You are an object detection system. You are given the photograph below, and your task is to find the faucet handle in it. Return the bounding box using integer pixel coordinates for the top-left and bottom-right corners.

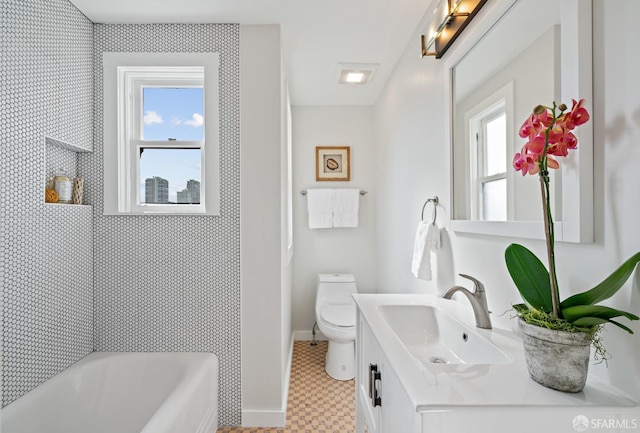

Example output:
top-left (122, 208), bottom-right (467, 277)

top-left (459, 274), bottom-right (491, 314)
top-left (458, 274), bottom-right (485, 293)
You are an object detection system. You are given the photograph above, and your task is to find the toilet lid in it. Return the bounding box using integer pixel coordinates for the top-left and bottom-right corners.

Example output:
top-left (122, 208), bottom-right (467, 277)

top-left (321, 305), bottom-right (356, 327)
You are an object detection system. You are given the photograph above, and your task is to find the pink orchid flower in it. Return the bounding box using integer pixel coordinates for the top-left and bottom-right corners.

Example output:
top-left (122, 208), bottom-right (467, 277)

top-left (514, 100), bottom-right (587, 177)
top-left (546, 156), bottom-right (560, 170)
top-left (519, 110), bottom-right (553, 139)
top-left (563, 98), bottom-right (590, 129)
top-left (547, 129), bottom-right (578, 157)
top-left (524, 135), bottom-right (546, 156)
top-left (513, 147), bottom-right (540, 176)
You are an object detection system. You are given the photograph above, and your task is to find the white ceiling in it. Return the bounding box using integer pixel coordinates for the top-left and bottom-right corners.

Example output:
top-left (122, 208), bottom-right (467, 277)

top-left (68, 0), bottom-right (431, 106)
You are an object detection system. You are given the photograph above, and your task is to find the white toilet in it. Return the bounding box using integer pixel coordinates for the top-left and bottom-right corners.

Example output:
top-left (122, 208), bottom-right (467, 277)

top-left (315, 273), bottom-right (358, 380)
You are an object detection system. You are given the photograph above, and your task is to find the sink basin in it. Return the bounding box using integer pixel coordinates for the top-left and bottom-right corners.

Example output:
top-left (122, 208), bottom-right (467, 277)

top-left (378, 305), bottom-right (511, 365)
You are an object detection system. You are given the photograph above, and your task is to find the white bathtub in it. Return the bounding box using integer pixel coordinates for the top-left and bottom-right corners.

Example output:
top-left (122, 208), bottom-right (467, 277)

top-left (1, 352), bottom-right (219, 433)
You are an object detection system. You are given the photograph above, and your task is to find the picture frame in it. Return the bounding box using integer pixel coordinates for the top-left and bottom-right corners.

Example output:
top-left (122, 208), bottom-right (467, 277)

top-left (316, 146), bottom-right (350, 181)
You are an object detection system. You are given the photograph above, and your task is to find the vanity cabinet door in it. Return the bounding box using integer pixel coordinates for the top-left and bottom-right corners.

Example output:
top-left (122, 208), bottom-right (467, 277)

top-left (356, 313), bottom-right (420, 433)
top-left (356, 314), bottom-right (381, 433)
top-left (378, 350), bottom-right (419, 433)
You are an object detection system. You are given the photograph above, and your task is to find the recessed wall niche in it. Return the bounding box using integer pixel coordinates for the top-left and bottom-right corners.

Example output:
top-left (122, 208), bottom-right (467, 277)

top-left (45, 136), bottom-right (91, 206)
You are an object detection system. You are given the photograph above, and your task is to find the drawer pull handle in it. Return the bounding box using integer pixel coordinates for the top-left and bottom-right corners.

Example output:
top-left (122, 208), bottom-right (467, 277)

top-left (373, 370), bottom-right (382, 407)
top-left (368, 364), bottom-right (377, 399)
top-left (369, 363), bottom-right (382, 407)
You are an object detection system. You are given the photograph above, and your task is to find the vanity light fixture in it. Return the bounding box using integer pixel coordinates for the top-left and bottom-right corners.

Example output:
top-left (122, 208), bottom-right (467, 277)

top-left (337, 63), bottom-right (379, 85)
top-left (421, 0), bottom-right (488, 59)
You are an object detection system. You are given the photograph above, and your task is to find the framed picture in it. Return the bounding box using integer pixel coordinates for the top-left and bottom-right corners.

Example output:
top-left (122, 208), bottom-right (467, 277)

top-left (316, 146), bottom-right (350, 181)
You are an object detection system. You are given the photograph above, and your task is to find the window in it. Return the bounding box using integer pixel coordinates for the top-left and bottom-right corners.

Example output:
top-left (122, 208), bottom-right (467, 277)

top-left (464, 83), bottom-right (514, 222)
top-left (103, 53), bottom-right (220, 215)
top-left (474, 106), bottom-right (507, 221)
top-left (129, 73), bottom-right (203, 212)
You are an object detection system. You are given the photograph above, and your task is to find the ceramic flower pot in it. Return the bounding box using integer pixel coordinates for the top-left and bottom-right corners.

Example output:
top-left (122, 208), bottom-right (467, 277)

top-left (518, 318), bottom-right (592, 393)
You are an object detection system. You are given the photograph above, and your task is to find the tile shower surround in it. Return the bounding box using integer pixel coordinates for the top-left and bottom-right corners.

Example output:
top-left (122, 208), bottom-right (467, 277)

top-left (2, 0), bottom-right (241, 425)
top-left (91, 23), bottom-right (241, 426)
top-left (1, 0), bottom-right (93, 408)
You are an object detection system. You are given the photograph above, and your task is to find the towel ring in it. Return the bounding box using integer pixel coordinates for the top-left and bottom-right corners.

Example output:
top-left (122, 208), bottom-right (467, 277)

top-left (421, 196), bottom-right (439, 224)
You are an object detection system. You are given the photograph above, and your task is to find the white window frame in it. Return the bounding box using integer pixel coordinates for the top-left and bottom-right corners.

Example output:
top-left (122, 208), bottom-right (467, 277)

top-left (126, 70), bottom-right (204, 213)
top-left (103, 53), bottom-right (220, 216)
top-left (473, 105), bottom-right (506, 220)
top-left (464, 82), bottom-right (514, 221)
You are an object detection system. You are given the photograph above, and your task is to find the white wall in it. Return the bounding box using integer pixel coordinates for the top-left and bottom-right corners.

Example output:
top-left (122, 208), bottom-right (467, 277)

top-left (373, 16), bottom-right (453, 295)
top-left (280, 54), bottom-right (294, 415)
top-left (291, 106), bottom-right (377, 336)
top-left (373, 0), bottom-right (640, 400)
top-left (240, 24), bottom-right (292, 427)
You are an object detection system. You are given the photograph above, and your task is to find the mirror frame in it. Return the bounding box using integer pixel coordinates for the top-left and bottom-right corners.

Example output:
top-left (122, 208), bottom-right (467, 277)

top-left (445, 0), bottom-right (593, 243)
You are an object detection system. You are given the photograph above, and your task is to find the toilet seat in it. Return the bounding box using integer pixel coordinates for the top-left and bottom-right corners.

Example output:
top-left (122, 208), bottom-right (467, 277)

top-left (320, 305), bottom-right (356, 327)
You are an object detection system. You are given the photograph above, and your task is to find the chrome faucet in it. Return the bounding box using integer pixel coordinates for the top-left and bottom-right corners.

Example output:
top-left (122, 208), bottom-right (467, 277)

top-left (442, 274), bottom-right (492, 329)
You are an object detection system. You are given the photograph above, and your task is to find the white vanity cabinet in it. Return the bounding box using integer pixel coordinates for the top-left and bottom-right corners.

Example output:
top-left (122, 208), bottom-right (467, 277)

top-left (354, 293), bottom-right (639, 433)
top-left (356, 313), bottom-right (421, 433)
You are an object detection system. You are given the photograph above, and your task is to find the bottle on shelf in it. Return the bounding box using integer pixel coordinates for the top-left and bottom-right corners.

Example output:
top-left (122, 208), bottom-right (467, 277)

top-left (53, 169), bottom-right (72, 204)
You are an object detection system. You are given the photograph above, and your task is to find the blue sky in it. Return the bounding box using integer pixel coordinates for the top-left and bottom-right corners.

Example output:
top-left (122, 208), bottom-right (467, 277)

top-left (139, 87), bottom-right (203, 203)
top-left (142, 87), bottom-right (204, 140)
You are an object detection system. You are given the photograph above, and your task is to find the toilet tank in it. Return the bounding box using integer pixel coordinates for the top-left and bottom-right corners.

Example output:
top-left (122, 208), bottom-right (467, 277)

top-left (317, 273), bottom-right (356, 284)
top-left (317, 274), bottom-right (357, 304)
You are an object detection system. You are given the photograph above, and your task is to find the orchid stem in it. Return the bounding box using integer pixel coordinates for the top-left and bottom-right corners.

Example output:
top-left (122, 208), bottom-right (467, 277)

top-left (539, 101), bottom-right (561, 319)
top-left (539, 173), bottom-right (560, 318)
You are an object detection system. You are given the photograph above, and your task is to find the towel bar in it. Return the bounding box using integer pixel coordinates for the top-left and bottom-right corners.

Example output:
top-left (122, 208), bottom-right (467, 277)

top-left (300, 190), bottom-right (367, 196)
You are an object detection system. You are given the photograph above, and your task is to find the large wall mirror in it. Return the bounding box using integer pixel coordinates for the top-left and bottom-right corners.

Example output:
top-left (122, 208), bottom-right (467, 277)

top-left (446, 0), bottom-right (593, 242)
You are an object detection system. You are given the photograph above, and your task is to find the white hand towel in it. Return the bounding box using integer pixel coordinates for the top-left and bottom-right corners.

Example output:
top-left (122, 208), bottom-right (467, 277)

top-left (412, 221), bottom-right (440, 280)
top-left (307, 189), bottom-right (334, 229)
top-left (411, 221), bottom-right (431, 280)
top-left (427, 221), bottom-right (441, 250)
top-left (333, 188), bottom-right (360, 228)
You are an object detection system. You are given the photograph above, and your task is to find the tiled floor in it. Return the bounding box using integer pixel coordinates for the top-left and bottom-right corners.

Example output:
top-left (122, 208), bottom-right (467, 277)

top-left (217, 341), bottom-right (355, 433)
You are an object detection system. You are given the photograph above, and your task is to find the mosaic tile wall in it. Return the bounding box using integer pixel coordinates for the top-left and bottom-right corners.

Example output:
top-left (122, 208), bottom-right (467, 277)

top-left (1, 0), bottom-right (94, 406)
top-left (87, 24), bottom-right (241, 425)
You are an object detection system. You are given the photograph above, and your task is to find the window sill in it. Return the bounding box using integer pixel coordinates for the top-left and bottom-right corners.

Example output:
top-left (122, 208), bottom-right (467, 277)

top-left (103, 210), bottom-right (216, 216)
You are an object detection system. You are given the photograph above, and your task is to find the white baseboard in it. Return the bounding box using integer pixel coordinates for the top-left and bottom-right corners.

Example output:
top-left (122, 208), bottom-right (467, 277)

top-left (241, 335), bottom-right (295, 428)
top-left (241, 409), bottom-right (286, 428)
top-left (281, 335), bottom-right (293, 415)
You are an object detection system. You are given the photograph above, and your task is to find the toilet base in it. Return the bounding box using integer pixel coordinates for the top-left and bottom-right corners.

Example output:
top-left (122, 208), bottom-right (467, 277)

top-left (325, 340), bottom-right (355, 380)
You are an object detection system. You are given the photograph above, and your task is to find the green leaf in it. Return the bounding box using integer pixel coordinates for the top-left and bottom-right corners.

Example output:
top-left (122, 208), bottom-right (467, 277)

top-left (563, 305), bottom-right (638, 334)
top-left (562, 305), bottom-right (639, 323)
top-left (570, 316), bottom-right (608, 327)
top-left (572, 317), bottom-right (635, 334)
top-left (603, 319), bottom-right (635, 334)
top-left (505, 243), bottom-right (552, 312)
top-left (560, 252), bottom-right (640, 309)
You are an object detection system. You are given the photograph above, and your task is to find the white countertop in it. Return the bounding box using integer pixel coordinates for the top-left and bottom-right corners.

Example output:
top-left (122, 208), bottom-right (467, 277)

top-left (353, 293), bottom-right (639, 414)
